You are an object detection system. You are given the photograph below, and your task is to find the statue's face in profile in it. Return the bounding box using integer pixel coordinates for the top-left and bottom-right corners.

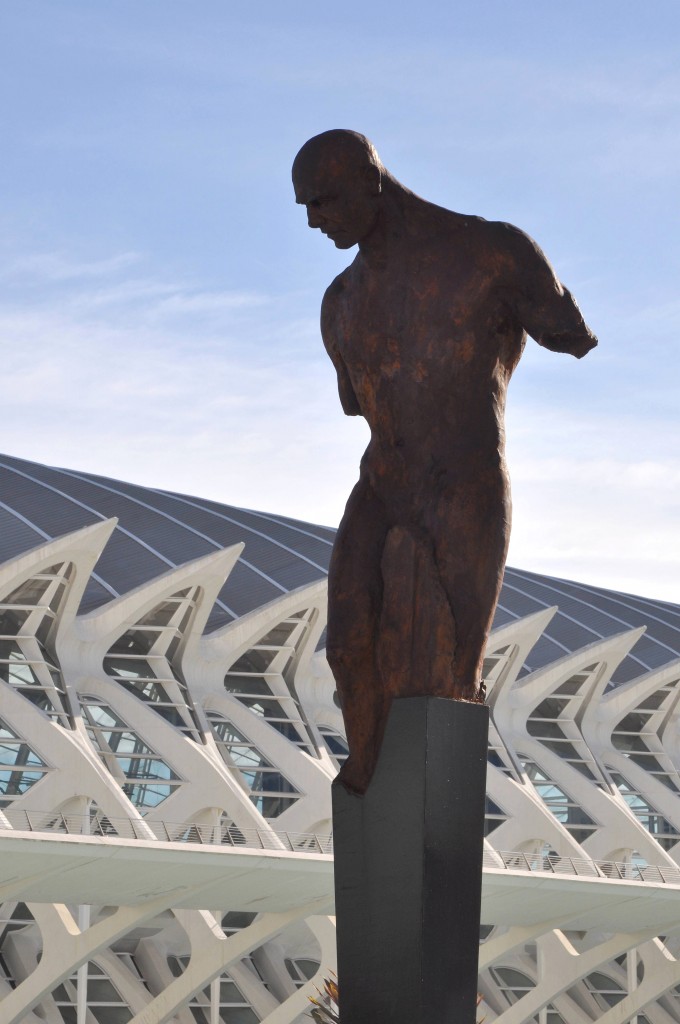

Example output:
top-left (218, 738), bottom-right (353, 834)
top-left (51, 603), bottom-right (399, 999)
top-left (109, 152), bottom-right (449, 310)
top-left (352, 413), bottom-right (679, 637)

top-left (293, 158), bottom-right (380, 250)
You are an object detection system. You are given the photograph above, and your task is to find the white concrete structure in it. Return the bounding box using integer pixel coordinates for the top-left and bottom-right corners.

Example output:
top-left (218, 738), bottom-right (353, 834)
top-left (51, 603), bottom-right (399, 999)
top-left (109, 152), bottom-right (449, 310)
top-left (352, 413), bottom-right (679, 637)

top-left (1, 452), bottom-right (680, 1024)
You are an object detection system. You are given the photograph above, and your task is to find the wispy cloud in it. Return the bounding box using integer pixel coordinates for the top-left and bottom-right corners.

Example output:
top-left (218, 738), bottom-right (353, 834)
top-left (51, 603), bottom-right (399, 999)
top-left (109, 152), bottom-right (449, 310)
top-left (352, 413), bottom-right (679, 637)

top-left (1, 250), bottom-right (142, 282)
top-left (0, 247), bottom-right (366, 530)
top-left (0, 246), bottom-right (676, 603)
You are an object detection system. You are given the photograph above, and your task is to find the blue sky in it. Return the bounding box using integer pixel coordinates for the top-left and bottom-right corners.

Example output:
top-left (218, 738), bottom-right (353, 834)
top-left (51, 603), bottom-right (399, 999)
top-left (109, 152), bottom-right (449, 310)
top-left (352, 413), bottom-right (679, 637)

top-left (0, 1), bottom-right (678, 600)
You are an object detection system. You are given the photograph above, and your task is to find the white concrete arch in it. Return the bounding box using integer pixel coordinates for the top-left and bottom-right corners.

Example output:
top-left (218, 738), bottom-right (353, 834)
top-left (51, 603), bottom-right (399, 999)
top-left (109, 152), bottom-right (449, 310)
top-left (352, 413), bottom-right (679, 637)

top-left (62, 543), bottom-right (244, 679)
top-left (127, 898), bottom-right (332, 1024)
top-left (74, 672), bottom-right (270, 833)
top-left (491, 926), bottom-right (660, 1024)
top-left (485, 607), bottom-right (559, 705)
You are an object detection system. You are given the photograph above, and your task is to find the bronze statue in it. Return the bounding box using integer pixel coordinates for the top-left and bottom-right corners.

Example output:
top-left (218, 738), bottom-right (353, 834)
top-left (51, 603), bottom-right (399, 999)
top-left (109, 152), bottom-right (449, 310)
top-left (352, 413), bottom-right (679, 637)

top-left (293, 130), bottom-right (597, 795)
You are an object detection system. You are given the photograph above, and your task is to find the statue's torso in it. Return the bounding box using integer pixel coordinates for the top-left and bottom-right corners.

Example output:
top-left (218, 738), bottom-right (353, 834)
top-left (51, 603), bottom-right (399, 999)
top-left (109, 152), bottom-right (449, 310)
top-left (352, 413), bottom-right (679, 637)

top-left (326, 216), bottom-right (526, 489)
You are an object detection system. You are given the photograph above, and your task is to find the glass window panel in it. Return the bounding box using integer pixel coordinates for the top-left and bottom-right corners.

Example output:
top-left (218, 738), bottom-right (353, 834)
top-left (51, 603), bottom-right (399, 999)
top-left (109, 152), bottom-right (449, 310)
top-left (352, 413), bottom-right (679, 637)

top-left (236, 697), bottom-right (297, 718)
top-left (0, 640), bottom-right (29, 661)
top-left (102, 731), bottom-right (155, 756)
top-left (612, 735), bottom-right (649, 752)
top-left (320, 729), bottom-right (349, 759)
top-left (220, 1009), bottom-right (258, 1024)
top-left (638, 691), bottom-right (669, 711)
top-left (166, 635), bottom-right (181, 661)
top-left (84, 704), bottom-right (126, 729)
top-left (616, 712), bottom-right (652, 732)
top-left (225, 677), bottom-right (275, 697)
top-left (554, 678), bottom-right (586, 696)
top-left (138, 601), bottom-right (183, 628)
top-left (5, 663), bottom-right (40, 686)
top-left (13, 690), bottom-right (57, 715)
top-left (222, 911), bottom-right (257, 932)
top-left (242, 770), bottom-right (298, 793)
top-left (92, 1009), bottom-right (132, 1024)
top-left (493, 966), bottom-right (534, 991)
top-left (87, 979), bottom-right (122, 1001)
top-left (47, 581), bottom-right (66, 613)
top-left (4, 577), bottom-right (53, 605)
top-left (117, 757), bottom-right (177, 781)
top-left (123, 782), bottom-right (177, 808)
top-left (211, 720), bottom-right (249, 745)
top-left (0, 719), bottom-right (19, 741)
top-left (118, 679), bottom-right (173, 703)
top-left (268, 720), bottom-right (310, 745)
top-left (227, 746), bottom-right (273, 770)
top-left (0, 609), bottom-right (30, 635)
top-left (527, 721), bottom-right (566, 740)
top-left (0, 742), bottom-right (45, 767)
top-left (108, 630), bottom-right (156, 656)
top-left (529, 698), bottom-right (569, 719)
top-left (0, 768), bottom-right (48, 795)
top-left (258, 623), bottom-right (297, 646)
top-left (293, 959), bottom-right (319, 981)
top-left (104, 658), bottom-right (158, 680)
top-left (230, 649), bottom-right (278, 674)
top-left (250, 793), bottom-right (297, 817)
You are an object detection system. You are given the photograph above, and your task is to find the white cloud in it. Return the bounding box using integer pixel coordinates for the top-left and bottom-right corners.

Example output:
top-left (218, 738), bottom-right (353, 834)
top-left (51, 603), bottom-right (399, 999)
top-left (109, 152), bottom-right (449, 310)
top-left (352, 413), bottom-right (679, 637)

top-left (0, 247), bottom-right (676, 605)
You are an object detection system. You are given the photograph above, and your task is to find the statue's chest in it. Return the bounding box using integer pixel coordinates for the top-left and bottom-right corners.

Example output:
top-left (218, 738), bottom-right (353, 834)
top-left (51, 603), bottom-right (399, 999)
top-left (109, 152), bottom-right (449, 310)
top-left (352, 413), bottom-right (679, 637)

top-left (334, 257), bottom-right (490, 367)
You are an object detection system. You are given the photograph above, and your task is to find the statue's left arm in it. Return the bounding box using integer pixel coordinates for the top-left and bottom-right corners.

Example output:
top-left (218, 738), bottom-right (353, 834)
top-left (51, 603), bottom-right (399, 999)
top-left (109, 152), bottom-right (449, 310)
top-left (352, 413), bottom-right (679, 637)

top-left (505, 226), bottom-right (598, 358)
top-left (321, 276), bottom-right (362, 417)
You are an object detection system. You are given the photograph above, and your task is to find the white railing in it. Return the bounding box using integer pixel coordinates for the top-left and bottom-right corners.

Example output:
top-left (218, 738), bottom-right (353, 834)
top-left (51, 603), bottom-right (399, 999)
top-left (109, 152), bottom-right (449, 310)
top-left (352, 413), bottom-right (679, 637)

top-left (483, 848), bottom-right (680, 885)
top-left (0, 808), bottom-right (333, 855)
top-left (3, 810), bottom-right (680, 885)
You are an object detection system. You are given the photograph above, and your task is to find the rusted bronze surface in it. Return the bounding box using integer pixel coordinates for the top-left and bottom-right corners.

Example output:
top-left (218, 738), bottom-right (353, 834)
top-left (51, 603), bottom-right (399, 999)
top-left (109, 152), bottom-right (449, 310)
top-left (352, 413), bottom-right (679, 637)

top-left (293, 130), bottom-right (597, 794)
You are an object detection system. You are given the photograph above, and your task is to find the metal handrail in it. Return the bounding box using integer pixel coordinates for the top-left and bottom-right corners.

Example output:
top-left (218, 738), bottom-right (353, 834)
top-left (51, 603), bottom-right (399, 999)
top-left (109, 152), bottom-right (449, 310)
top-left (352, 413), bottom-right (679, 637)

top-left (0, 808), bottom-right (334, 855)
top-left (1, 810), bottom-right (679, 885)
top-left (481, 848), bottom-right (680, 885)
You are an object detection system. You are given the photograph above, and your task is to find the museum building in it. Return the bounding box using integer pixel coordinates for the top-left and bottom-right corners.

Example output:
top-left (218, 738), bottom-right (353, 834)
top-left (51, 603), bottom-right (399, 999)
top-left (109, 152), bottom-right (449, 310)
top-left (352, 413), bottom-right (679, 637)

top-left (1, 450), bottom-right (680, 1024)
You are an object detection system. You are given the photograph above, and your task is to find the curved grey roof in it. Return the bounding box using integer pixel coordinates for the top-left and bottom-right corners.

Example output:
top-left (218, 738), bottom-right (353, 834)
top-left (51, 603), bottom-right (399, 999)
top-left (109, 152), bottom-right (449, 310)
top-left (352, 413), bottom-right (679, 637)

top-left (0, 451), bottom-right (677, 685)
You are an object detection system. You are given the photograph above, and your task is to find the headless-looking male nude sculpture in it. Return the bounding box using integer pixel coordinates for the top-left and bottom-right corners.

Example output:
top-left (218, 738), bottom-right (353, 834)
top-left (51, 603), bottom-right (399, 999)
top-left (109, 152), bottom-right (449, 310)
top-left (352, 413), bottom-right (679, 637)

top-left (293, 130), bottom-right (597, 795)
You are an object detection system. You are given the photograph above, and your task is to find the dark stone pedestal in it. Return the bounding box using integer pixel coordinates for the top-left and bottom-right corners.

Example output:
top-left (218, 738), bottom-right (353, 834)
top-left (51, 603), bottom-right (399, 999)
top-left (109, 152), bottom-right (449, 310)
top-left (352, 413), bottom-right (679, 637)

top-left (332, 696), bottom-right (489, 1024)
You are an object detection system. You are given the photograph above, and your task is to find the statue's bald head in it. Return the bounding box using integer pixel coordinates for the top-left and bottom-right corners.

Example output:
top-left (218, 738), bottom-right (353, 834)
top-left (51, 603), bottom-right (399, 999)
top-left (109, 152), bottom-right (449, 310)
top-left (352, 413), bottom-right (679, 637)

top-left (293, 130), bottom-right (382, 183)
top-left (292, 130), bottom-right (384, 250)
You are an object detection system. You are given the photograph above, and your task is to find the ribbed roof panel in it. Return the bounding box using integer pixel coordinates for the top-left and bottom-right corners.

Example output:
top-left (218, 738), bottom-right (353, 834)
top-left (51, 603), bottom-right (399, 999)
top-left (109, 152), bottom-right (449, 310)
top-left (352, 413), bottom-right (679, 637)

top-left (0, 452), bottom-right (677, 686)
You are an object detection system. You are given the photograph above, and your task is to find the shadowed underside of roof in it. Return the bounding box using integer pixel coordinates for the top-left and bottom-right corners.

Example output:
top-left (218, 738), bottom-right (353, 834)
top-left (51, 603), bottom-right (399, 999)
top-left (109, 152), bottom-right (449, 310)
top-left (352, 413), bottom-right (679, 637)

top-left (0, 451), bottom-right (677, 685)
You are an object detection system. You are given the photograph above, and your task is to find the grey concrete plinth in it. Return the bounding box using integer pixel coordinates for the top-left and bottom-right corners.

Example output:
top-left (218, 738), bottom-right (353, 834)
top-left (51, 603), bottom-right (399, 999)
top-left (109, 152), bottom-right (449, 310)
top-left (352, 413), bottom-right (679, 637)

top-left (332, 696), bottom-right (489, 1024)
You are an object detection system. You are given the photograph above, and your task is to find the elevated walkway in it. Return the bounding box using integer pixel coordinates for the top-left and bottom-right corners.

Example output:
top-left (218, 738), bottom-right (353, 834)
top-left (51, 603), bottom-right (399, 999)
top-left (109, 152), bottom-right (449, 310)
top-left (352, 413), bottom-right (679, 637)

top-left (3, 814), bottom-right (680, 932)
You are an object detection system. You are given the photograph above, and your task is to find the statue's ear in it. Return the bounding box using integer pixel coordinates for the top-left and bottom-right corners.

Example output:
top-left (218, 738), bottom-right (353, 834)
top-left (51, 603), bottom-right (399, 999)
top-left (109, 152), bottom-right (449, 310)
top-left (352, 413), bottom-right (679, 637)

top-left (361, 163), bottom-right (382, 196)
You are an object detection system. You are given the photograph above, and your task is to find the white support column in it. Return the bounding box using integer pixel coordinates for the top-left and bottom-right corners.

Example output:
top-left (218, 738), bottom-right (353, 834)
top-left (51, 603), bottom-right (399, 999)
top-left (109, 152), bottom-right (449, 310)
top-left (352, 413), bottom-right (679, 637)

top-left (77, 798), bottom-right (91, 1024)
top-left (628, 947), bottom-right (638, 1024)
top-left (210, 976), bottom-right (220, 1024)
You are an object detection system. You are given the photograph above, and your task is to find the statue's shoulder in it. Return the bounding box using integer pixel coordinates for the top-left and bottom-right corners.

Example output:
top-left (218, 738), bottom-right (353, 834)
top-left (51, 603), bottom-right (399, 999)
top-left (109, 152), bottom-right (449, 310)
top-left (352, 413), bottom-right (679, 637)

top-left (434, 208), bottom-right (536, 260)
top-left (481, 219), bottom-right (544, 263)
top-left (322, 267), bottom-right (352, 309)
top-left (320, 268), bottom-right (352, 336)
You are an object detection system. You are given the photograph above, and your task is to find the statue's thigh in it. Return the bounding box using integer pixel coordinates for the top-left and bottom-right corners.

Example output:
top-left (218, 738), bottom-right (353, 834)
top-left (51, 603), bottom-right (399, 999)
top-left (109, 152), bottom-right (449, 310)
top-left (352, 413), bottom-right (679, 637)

top-left (426, 485), bottom-right (509, 611)
top-left (327, 479), bottom-right (388, 647)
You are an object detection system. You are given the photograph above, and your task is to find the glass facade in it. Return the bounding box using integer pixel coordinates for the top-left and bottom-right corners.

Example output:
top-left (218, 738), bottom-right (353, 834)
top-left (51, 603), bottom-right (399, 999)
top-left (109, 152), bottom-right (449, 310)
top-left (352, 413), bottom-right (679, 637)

top-left (104, 588), bottom-right (203, 738)
top-left (0, 716), bottom-right (50, 807)
top-left (80, 695), bottom-right (182, 810)
top-left (208, 712), bottom-right (301, 818)
top-left (0, 563), bottom-right (73, 725)
top-left (223, 612), bottom-right (317, 754)
top-left (519, 756), bottom-right (598, 843)
top-left (611, 678), bottom-right (680, 790)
